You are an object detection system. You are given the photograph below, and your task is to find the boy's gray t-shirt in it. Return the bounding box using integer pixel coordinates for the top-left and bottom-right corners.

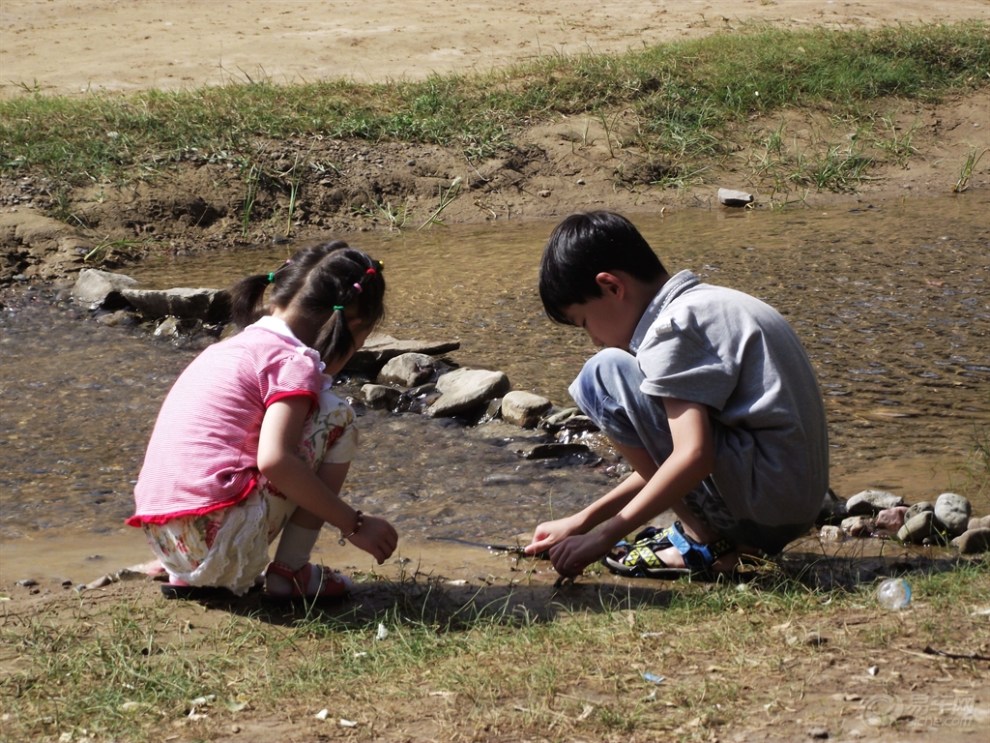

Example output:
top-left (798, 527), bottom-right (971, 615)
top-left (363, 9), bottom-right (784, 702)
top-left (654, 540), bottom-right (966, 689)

top-left (630, 270), bottom-right (829, 526)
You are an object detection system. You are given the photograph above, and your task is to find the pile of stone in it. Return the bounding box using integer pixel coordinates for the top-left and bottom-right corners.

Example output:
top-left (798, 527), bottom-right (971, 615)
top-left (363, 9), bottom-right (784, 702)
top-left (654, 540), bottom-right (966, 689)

top-left (68, 268), bottom-right (602, 457)
top-left (818, 488), bottom-right (990, 555)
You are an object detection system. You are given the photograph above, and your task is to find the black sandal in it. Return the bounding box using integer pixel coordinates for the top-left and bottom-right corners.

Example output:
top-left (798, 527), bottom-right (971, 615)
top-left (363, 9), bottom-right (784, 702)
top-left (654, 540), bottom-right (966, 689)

top-left (602, 521), bottom-right (733, 579)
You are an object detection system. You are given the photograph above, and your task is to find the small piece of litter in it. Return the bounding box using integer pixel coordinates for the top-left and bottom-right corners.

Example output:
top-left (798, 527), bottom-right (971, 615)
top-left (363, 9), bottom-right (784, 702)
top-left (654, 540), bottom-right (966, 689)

top-left (315, 709), bottom-right (329, 720)
top-left (867, 665), bottom-right (879, 677)
top-left (642, 672), bottom-right (665, 684)
top-left (375, 623), bottom-right (389, 641)
top-left (339, 718), bottom-right (358, 728)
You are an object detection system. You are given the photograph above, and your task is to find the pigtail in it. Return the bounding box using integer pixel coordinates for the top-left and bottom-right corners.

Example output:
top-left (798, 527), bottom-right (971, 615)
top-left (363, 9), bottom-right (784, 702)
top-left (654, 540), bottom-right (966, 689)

top-left (313, 300), bottom-right (352, 363)
top-left (228, 273), bottom-right (272, 327)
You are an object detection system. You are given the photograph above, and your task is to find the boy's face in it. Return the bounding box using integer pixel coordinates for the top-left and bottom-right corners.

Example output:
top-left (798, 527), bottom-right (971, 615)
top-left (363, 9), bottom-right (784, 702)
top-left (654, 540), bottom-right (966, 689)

top-left (563, 278), bottom-right (638, 349)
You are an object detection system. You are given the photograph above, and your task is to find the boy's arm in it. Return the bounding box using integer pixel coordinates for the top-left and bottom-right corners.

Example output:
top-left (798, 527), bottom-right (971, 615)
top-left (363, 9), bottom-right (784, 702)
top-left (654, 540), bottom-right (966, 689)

top-left (544, 398), bottom-right (715, 576)
top-left (600, 397), bottom-right (715, 542)
top-left (525, 471), bottom-right (647, 555)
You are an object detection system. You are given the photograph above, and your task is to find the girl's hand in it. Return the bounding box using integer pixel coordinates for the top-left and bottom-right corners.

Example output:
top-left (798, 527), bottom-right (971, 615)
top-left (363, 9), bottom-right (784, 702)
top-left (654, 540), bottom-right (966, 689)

top-left (347, 515), bottom-right (398, 564)
top-left (525, 514), bottom-right (583, 556)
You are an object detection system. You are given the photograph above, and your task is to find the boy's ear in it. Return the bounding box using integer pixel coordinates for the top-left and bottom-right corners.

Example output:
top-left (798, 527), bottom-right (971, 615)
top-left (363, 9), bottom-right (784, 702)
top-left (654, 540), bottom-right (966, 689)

top-left (595, 271), bottom-right (624, 297)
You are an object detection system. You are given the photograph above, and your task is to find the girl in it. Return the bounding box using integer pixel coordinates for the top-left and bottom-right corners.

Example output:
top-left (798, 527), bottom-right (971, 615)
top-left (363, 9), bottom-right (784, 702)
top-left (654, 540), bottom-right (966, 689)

top-left (128, 241), bottom-right (398, 601)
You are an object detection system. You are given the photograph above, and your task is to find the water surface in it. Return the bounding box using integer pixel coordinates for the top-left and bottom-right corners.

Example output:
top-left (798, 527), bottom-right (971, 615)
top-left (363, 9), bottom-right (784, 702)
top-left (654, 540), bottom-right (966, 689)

top-left (2, 196), bottom-right (988, 578)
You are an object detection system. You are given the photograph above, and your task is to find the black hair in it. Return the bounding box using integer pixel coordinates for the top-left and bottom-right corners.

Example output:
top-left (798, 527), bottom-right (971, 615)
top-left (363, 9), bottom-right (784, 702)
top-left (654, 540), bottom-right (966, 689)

top-left (228, 239), bottom-right (386, 363)
top-left (538, 211), bottom-right (666, 324)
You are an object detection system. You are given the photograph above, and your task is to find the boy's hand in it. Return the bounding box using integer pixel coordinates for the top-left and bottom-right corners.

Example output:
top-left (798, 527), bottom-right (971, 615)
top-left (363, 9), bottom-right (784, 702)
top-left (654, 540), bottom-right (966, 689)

top-left (547, 532), bottom-right (611, 578)
top-left (347, 515), bottom-right (398, 564)
top-left (525, 515), bottom-right (583, 556)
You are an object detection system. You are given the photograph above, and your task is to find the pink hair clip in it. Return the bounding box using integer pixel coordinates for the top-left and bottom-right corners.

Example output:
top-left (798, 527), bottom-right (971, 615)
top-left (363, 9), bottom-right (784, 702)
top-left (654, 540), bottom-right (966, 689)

top-left (353, 282), bottom-right (363, 293)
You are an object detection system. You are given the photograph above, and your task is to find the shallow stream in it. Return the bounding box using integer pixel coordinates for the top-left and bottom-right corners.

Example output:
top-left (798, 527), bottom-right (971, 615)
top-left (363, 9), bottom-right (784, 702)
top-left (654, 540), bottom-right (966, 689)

top-left (2, 195), bottom-right (988, 582)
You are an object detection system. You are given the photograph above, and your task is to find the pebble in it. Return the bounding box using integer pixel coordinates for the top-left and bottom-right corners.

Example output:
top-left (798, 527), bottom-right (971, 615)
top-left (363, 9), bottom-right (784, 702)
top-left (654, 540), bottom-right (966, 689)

top-left (819, 525), bottom-right (845, 542)
top-left (952, 527), bottom-right (990, 555)
top-left (840, 515), bottom-right (874, 537)
top-left (904, 501), bottom-right (934, 520)
top-left (875, 506), bottom-right (907, 534)
top-left (897, 511), bottom-right (936, 545)
top-left (933, 492), bottom-right (971, 536)
top-left (717, 187), bottom-right (754, 207)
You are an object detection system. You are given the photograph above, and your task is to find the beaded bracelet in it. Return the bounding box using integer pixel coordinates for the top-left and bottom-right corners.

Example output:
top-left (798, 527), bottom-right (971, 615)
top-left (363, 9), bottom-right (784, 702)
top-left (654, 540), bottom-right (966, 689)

top-left (339, 510), bottom-right (364, 546)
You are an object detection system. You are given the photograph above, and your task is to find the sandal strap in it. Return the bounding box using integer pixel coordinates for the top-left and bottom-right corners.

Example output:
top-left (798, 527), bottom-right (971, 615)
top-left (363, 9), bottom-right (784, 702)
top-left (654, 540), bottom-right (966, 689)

top-left (266, 561), bottom-right (311, 595)
top-left (666, 522), bottom-right (734, 572)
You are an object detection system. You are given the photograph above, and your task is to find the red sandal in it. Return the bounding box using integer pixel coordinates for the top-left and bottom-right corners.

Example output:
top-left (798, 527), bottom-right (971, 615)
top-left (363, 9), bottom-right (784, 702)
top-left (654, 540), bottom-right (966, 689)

top-left (264, 561), bottom-right (351, 604)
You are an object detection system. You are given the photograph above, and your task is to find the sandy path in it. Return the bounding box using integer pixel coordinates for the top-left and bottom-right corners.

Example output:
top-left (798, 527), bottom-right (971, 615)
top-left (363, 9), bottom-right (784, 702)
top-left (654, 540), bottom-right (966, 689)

top-left (2, 0), bottom-right (987, 97)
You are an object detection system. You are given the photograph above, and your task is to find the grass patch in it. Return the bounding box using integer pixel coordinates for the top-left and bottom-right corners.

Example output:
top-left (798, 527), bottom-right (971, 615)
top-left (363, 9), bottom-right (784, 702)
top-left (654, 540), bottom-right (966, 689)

top-left (2, 23), bottom-right (987, 192)
top-left (2, 557), bottom-right (987, 742)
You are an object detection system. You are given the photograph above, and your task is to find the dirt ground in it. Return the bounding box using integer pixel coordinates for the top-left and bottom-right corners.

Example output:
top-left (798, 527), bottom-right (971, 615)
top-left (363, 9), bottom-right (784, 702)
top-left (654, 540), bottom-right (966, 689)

top-left (4, 0), bottom-right (988, 96)
top-left (1, 2), bottom-right (989, 742)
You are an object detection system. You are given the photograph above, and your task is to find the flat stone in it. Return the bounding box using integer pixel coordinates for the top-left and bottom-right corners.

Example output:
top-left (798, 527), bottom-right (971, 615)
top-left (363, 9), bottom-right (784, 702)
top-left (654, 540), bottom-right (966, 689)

top-left (349, 334), bottom-right (460, 373)
top-left (846, 489), bottom-right (904, 515)
top-left (513, 442), bottom-right (592, 460)
top-left (122, 286), bottom-right (231, 323)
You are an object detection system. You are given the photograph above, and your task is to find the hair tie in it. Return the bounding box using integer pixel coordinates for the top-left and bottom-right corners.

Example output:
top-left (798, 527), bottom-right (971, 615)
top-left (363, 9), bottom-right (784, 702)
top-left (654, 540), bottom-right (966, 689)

top-left (365, 267), bottom-right (377, 276)
top-left (332, 305), bottom-right (344, 312)
top-left (267, 272), bottom-right (275, 283)
top-left (353, 282), bottom-right (363, 293)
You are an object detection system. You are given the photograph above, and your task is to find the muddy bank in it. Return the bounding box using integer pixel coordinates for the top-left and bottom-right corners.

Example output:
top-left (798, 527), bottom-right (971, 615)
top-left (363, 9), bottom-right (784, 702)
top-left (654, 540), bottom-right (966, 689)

top-left (4, 84), bottom-right (990, 290)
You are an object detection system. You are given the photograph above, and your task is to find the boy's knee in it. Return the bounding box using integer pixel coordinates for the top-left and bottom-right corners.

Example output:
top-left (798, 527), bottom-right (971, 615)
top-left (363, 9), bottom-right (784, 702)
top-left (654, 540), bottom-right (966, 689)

top-left (585, 347), bottom-right (640, 377)
top-left (570, 348), bottom-right (641, 408)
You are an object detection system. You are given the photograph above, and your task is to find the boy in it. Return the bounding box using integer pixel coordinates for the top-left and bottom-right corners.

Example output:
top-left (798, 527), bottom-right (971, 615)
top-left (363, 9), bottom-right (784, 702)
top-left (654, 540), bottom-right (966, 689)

top-left (525, 211), bottom-right (829, 579)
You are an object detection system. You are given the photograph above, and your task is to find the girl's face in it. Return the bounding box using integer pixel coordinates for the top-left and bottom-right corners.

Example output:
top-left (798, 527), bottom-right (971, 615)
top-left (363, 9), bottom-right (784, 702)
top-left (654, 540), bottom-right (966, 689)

top-left (324, 316), bottom-right (374, 376)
